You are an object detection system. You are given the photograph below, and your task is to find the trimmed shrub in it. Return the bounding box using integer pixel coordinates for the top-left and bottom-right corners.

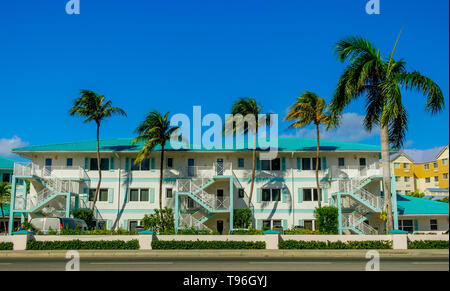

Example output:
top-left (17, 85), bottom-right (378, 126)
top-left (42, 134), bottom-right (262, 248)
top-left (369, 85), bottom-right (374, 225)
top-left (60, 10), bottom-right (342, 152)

top-left (279, 240), bottom-right (392, 249)
top-left (408, 240), bottom-right (449, 249)
top-left (314, 206), bottom-right (339, 234)
top-left (152, 240), bottom-right (265, 250)
top-left (26, 239), bottom-right (139, 250)
top-left (233, 209), bottom-right (252, 229)
top-left (284, 228), bottom-right (318, 235)
top-left (0, 242), bottom-right (13, 250)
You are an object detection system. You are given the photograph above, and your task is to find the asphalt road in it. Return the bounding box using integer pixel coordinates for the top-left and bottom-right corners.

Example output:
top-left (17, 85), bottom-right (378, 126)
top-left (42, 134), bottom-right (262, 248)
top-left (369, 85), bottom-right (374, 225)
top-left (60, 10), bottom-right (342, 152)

top-left (0, 256), bottom-right (448, 271)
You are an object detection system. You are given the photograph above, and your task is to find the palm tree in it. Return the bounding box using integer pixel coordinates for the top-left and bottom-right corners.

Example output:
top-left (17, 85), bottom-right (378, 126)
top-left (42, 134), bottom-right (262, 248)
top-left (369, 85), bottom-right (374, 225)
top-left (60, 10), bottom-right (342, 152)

top-left (70, 90), bottom-right (127, 210)
top-left (329, 35), bottom-right (444, 231)
top-left (0, 182), bottom-right (11, 233)
top-left (284, 91), bottom-right (331, 208)
top-left (133, 111), bottom-right (181, 213)
top-left (225, 97), bottom-right (270, 206)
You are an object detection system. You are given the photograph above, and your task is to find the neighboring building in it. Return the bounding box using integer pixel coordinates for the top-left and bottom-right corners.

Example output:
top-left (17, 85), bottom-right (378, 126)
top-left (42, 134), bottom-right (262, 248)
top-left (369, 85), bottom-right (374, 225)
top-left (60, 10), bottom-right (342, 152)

top-left (390, 145), bottom-right (449, 197)
top-left (6, 137), bottom-right (447, 235)
top-left (0, 156), bottom-right (17, 183)
top-left (397, 194), bottom-right (449, 234)
top-left (0, 204), bottom-right (21, 234)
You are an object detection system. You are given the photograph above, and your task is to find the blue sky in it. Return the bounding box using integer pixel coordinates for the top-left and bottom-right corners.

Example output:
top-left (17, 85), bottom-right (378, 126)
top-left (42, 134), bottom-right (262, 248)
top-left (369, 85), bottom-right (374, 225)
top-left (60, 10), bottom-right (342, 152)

top-left (0, 0), bottom-right (448, 159)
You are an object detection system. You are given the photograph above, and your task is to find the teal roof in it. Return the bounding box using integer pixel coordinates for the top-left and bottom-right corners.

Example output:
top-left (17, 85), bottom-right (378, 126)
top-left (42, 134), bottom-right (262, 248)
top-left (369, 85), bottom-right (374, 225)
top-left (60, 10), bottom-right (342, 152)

top-left (397, 195), bottom-right (449, 215)
top-left (12, 137), bottom-right (381, 153)
top-left (0, 156), bottom-right (29, 170)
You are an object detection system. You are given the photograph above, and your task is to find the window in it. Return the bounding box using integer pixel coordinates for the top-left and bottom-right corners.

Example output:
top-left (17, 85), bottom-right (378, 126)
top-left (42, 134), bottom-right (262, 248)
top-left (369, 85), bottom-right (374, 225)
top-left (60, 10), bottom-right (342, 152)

top-left (443, 173), bottom-right (448, 180)
top-left (261, 158), bottom-right (281, 171)
top-left (338, 157), bottom-right (345, 167)
top-left (433, 162), bottom-right (438, 168)
top-left (395, 176), bottom-right (401, 182)
top-left (131, 158), bottom-right (149, 171)
top-left (394, 163), bottom-right (400, 169)
top-left (271, 158), bottom-right (281, 171)
top-left (96, 220), bottom-right (107, 229)
top-left (311, 158), bottom-right (322, 170)
top-left (424, 164), bottom-right (430, 170)
top-left (272, 220), bottom-right (282, 230)
top-left (303, 188), bottom-right (319, 201)
top-left (187, 197), bottom-right (195, 209)
top-left (434, 176), bottom-right (439, 182)
top-left (304, 220), bottom-right (314, 230)
top-left (166, 188), bottom-right (173, 198)
top-left (262, 220), bottom-right (271, 229)
top-left (90, 158), bottom-right (110, 171)
top-left (404, 177), bottom-right (411, 182)
top-left (238, 158), bottom-right (244, 168)
top-left (261, 188), bottom-right (281, 202)
top-left (302, 158), bottom-right (311, 170)
top-left (442, 159), bottom-right (448, 165)
top-left (396, 190), bottom-right (402, 195)
top-left (425, 177), bottom-right (431, 183)
top-left (430, 219), bottom-right (438, 231)
top-left (167, 158), bottom-right (173, 168)
top-left (89, 189), bottom-right (108, 202)
top-left (66, 158), bottom-right (73, 167)
top-left (238, 188), bottom-right (245, 199)
top-left (2, 173), bottom-right (10, 183)
top-left (261, 160), bottom-right (271, 171)
top-left (398, 220), bottom-right (413, 233)
top-left (359, 158), bottom-right (366, 167)
top-left (129, 220), bottom-right (140, 231)
top-left (403, 163), bottom-right (410, 169)
top-left (129, 189), bottom-right (149, 202)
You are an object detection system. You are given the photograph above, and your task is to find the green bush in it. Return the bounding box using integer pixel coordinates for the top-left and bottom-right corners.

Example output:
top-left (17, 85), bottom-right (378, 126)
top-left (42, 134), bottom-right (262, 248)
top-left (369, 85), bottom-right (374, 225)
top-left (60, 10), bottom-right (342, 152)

top-left (142, 208), bottom-right (175, 234)
top-left (177, 227), bottom-right (214, 235)
top-left (0, 242), bottom-right (13, 250)
top-left (26, 239), bottom-right (139, 250)
top-left (230, 228), bottom-right (263, 235)
top-left (279, 240), bottom-right (392, 249)
top-left (314, 206), bottom-right (338, 234)
top-left (152, 240), bottom-right (265, 250)
top-left (407, 240), bottom-right (449, 249)
top-left (233, 209), bottom-right (252, 229)
top-left (72, 209), bottom-right (96, 229)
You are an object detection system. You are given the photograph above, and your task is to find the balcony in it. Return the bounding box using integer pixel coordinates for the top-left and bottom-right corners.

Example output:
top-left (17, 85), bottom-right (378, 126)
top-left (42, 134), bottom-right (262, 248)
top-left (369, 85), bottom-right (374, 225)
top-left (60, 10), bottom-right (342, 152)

top-left (327, 164), bottom-right (381, 180)
top-left (14, 163), bottom-right (88, 181)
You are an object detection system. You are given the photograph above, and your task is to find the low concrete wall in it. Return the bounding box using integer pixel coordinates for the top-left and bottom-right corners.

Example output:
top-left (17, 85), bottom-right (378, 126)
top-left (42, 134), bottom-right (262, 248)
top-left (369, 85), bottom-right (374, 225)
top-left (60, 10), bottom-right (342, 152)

top-left (3, 234), bottom-right (449, 251)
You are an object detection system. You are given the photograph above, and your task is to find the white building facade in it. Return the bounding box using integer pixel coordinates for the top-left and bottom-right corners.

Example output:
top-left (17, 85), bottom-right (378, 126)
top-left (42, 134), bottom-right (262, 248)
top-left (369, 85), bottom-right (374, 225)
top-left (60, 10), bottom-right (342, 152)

top-left (9, 137), bottom-right (402, 235)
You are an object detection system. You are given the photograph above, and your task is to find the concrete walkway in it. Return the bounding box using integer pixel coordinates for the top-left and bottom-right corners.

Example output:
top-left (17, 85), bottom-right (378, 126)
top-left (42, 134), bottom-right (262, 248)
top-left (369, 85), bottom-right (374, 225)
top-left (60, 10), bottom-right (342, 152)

top-left (0, 249), bottom-right (448, 258)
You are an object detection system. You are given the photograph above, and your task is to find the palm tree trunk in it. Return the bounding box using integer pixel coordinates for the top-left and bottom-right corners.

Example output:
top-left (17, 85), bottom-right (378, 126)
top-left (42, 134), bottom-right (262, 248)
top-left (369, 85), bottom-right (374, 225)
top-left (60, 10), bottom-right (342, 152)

top-left (316, 124), bottom-right (321, 208)
top-left (248, 133), bottom-right (257, 207)
top-left (92, 122), bottom-right (102, 211)
top-left (159, 144), bottom-right (165, 213)
top-left (1, 202), bottom-right (7, 234)
top-left (380, 125), bottom-right (394, 231)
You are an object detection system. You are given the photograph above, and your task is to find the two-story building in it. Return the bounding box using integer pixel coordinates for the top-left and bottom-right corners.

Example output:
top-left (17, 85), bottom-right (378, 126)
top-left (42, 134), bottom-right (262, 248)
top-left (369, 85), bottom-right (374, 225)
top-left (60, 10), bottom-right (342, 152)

top-left (7, 137), bottom-right (448, 235)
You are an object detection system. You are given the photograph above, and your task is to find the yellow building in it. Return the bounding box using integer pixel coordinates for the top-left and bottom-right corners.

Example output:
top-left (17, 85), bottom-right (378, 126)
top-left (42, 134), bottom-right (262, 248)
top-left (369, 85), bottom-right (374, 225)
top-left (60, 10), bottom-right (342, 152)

top-left (390, 145), bottom-right (449, 197)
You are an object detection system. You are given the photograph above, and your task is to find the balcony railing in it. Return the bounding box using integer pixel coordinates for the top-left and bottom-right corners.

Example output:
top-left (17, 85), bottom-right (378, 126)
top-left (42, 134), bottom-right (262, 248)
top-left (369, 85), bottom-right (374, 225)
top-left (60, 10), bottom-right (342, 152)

top-left (327, 165), bottom-right (380, 180)
top-left (14, 163), bottom-right (88, 180)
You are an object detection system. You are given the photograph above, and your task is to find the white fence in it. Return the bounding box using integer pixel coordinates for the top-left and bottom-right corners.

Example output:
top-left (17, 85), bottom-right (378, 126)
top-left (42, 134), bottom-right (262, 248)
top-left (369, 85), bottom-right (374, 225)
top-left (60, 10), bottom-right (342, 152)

top-left (2, 233), bottom-right (448, 251)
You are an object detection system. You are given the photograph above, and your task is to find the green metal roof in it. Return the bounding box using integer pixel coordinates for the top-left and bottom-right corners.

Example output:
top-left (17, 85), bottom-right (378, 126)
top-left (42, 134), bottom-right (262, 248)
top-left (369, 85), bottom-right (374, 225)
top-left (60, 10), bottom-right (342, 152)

top-left (397, 195), bottom-right (449, 216)
top-left (0, 156), bottom-right (29, 170)
top-left (12, 137), bottom-right (381, 153)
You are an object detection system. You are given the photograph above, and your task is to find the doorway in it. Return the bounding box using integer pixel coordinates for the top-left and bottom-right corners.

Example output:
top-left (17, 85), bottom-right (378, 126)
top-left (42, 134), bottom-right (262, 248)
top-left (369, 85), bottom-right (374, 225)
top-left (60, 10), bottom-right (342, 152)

top-left (216, 220), bottom-right (224, 235)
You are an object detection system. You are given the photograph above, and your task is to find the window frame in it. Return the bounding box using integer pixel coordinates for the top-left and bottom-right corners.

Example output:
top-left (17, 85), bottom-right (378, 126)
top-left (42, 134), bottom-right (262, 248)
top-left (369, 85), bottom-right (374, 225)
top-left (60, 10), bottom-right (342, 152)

top-left (430, 219), bottom-right (438, 231)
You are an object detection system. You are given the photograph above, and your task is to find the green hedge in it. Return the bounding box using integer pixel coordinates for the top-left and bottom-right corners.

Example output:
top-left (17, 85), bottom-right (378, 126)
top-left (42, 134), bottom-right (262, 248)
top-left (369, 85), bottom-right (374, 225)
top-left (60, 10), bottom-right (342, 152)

top-left (408, 240), bottom-right (449, 249)
top-left (26, 239), bottom-right (139, 250)
top-left (0, 242), bottom-right (13, 250)
top-left (152, 240), bottom-right (265, 250)
top-left (279, 240), bottom-right (392, 249)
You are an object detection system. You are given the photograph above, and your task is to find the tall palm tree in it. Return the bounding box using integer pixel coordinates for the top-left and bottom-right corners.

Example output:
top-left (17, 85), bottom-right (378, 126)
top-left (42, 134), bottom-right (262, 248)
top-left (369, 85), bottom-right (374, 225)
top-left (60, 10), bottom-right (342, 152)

top-left (70, 90), bottom-right (127, 211)
top-left (329, 35), bottom-right (444, 231)
top-left (0, 182), bottom-right (11, 233)
top-left (133, 111), bottom-right (181, 213)
top-left (225, 97), bottom-right (270, 206)
top-left (284, 91), bottom-right (331, 208)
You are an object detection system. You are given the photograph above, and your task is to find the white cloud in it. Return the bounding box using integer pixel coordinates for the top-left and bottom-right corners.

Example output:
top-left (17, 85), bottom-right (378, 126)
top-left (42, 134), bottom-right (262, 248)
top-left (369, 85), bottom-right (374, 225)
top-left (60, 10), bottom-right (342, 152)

top-left (0, 136), bottom-right (29, 157)
top-left (282, 112), bottom-right (379, 143)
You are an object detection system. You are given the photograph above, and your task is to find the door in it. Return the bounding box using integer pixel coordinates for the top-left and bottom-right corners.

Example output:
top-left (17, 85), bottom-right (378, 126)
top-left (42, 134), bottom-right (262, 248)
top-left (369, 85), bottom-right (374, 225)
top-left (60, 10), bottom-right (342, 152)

top-left (216, 220), bottom-right (224, 235)
top-left (45, 158), bottom-right (52, 173)
top-left (217, 189), bottom-right (224, 209)
top-left (188, 159), bottom-right (195, 177)
top-left (216, 158), bottom-right (224, 175)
